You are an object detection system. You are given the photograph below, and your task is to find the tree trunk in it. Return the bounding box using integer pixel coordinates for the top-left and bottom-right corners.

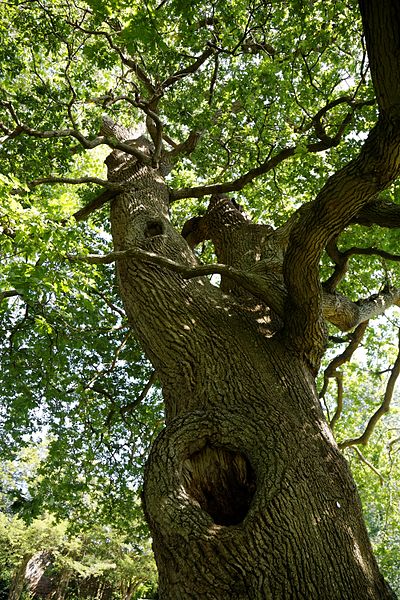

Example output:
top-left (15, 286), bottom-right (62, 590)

top-left (105, 143), bottom-right (396, 599)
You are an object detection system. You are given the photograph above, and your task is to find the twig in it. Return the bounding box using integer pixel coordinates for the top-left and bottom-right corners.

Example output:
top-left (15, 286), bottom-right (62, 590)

top-left (121, 370), bottom-right (158, 415)
top-left (348, 446), bottom-right (384, 485)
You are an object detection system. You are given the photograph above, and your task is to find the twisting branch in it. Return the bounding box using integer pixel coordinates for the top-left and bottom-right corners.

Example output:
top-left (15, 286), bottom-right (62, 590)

top-left (324, 239), bottom-right (348, 292)
top-left (160, 46), bottom-right (214, 91)
top-left (0, 103), bottom-right (152, 163)
top-left (66, 248), bottom-right (286, 315)
top-left (167, 130), bottom-right (202, 160)
top-left (340, 328), bottom-right (400, 449)
top-left (170, 125), bottom-right (352, 201)
top-left (28, 176), bottom-right (122, 190)
top-left (319, 321), bottom-right (369, 428)
top-left (66, 249), bottom-right (400, 332)
top-left (342, 245), bottom-right (400, 262)
top-left (65, 20), bottom-right (155, 96)
top-left (324, 241), bottom-right (400, 293)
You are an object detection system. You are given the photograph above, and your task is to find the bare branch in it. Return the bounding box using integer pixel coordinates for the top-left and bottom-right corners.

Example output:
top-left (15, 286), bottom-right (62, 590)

top-left (324, 241), bottom-right (400, 293)
top-left (319, 321), bottom-right (369, 428)
top-left (65, 20), bottom-right (155, 96)
top-left (66, 249), bottom-right (287, 315)
top-left (323, 287), bottom-right (400, 331)
top-left (28, 176), bottom-right (122, 190)
top-left (72, 189), bottom-right (118, 222)
top-left (121, 370), bottom-right (158, 415)
top-left (170, 133), bottom-right (350, 201)
top-left (167, 130), bottom-right (202, 161)
top-left (3, 121), bottom-right (152, 163)
top-left (342, 245), bottom-right (400, 262)
top-left (340, 328), bottom-right (400, 449)
top-left (329, 374), bottom-right (344, 431)
top-left (66, 248), bottom-right (400, 333)
top-left (160, 46), bottom-right (214, 91)
top-left (352, 199), bottom-right (400, 228)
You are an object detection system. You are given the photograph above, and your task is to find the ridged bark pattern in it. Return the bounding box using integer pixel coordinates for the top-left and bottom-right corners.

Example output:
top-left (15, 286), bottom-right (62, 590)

top-left (105, 145), bottom-right (395, 598)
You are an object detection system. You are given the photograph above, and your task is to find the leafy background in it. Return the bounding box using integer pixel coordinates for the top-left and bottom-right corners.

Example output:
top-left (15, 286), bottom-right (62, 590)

top-left (0, 0), bottom-right (399, 596)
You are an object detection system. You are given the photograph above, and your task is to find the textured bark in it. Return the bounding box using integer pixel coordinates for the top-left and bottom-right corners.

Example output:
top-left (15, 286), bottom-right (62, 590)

top-left (103, 139), bottom-right (396, 598)
top-left (101, 2), bottom-right (400, 597)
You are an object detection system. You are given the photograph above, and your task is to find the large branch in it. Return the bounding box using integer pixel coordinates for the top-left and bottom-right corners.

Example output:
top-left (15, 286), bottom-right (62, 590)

top-left (72, 189), bottom-right (118, 222)
top-left (359, 0), bottom-right (400, 115)
top-left (282, 0), bottom-right (400, 372)
top-left (352, 198), bottom-right (400, 228)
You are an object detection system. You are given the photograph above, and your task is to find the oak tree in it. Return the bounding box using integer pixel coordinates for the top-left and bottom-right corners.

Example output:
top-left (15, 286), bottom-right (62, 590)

top-left (1, 0), bottom-right (400, 598)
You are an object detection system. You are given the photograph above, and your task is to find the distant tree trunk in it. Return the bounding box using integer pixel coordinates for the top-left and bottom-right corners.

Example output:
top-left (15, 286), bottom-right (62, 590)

top-left (8, 555), bottom-right (30, 600)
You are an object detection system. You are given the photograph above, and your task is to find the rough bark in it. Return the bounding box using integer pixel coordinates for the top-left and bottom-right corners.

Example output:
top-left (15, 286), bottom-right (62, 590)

top-left (102, 134), bottom-right (396, 598)
top-left (101, 2), bottom-right (400, 598)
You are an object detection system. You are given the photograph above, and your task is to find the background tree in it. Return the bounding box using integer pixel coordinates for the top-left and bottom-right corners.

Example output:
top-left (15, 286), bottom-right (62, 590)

top-left (1, 0), bottom-right (400, 598)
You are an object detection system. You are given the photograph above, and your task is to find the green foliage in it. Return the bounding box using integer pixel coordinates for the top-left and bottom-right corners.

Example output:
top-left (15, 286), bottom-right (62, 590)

top-left (0, 510), bottom-right (157, 599)
top-left (1, 0), bottom-right (400, 593)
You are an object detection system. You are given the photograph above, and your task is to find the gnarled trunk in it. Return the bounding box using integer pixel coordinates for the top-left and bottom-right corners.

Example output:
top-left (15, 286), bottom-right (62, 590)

top-left (105, 145), bottom-right (395, 598)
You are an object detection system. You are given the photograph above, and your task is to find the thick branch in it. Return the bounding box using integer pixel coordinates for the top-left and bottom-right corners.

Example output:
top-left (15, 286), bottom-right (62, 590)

top-left (67, 249), bottom-right (400, 331)
top-left (323, 287), bottom-right (400, 331)
top-left (340, 328), bottom-right (400, 449)
top-left (352, 198), bottom-right (400, 228)
top-left (282, 0), bottom-right (400, 371)
top-left (170, 95), bottom-right (372, 200)
top-left (359, 0), bottom-right (400, 115)
top-left (72, 189), bottom-right (118, 222)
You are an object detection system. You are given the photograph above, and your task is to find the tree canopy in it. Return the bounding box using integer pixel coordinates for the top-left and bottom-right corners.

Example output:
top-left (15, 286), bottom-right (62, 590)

top-left (1, 0), bottom-right (400, 596)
